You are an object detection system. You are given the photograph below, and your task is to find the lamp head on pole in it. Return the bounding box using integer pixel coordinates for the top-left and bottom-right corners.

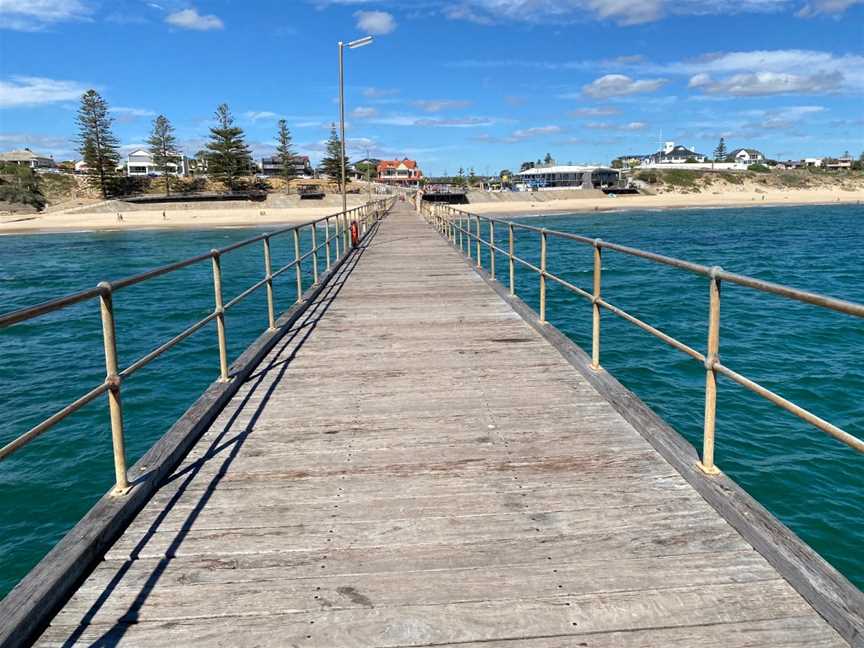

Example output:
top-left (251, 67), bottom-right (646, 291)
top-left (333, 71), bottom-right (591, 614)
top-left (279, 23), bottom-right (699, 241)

top-left (348, 36), bottom-right (374, 49)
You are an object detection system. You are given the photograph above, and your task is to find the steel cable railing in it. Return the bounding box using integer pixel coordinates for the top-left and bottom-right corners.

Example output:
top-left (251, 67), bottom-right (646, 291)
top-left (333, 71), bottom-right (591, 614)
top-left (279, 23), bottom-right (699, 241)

top-left (0, 196), bottom-right (396, 492)
top-left (421, 201), bottom-right (864, 473)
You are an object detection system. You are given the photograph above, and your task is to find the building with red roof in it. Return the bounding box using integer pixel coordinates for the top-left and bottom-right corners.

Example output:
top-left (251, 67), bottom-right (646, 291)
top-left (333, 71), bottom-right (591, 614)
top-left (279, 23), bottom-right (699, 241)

top-left (377, 158), bottom-right (423, 185)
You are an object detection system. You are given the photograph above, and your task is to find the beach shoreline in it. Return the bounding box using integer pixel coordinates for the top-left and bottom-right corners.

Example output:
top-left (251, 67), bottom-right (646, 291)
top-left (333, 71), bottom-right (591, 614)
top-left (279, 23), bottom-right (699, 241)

top-left (1, 188), bottom-right (862, 235)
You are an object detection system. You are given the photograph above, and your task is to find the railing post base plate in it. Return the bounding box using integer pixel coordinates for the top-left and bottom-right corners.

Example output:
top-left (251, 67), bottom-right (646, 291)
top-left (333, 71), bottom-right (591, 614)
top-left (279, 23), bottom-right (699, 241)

top-left (697, 461), bottom-right (721, 476)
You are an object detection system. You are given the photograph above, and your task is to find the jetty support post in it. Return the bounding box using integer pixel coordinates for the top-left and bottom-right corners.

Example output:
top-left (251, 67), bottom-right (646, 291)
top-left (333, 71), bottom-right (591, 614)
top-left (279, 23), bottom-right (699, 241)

top-left (210, 251), bottom-right (230, 383)
top-left (700, 267), bottom-right (723, 475)
top-left (592, 239), bottom-right (602, 370)
top-left (293, 228), bottom-right (303, 303)
top-left (539, 229), bottom-right (547, 323)
top-left (263, 237), bottom-right (276, 330)
top-left (508, 223), bottom-right (515, 296)
top-left (98, 282), bottom-right (129, 494)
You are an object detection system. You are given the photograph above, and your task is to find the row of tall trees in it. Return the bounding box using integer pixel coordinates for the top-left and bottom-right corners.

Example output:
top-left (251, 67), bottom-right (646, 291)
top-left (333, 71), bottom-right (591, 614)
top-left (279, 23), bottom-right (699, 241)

top-left (76, 90), bottom-right (338, 198)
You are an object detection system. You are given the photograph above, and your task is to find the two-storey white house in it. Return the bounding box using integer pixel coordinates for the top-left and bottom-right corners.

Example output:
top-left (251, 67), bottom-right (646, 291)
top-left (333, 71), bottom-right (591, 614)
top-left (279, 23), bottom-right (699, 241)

top-left (727, 148), bottom-right (765, 164)
top-left (126, 149), bottom-right (187, 176)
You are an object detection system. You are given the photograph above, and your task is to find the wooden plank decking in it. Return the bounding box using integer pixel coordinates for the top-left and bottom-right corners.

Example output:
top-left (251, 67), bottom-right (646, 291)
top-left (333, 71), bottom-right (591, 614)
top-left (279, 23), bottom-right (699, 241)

top-left (34, 204), bottom-right (847, 646)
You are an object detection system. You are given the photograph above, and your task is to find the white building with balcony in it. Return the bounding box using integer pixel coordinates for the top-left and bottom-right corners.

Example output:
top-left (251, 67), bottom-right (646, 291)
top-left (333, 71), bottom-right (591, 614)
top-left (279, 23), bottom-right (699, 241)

top-left (126, 149), bottom-right (187, 176)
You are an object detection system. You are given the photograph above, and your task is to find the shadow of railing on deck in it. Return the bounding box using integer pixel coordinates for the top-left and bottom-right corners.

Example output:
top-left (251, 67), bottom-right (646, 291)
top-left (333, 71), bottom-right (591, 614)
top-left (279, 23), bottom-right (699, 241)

top-left (58, 223), bottom-right (378, 648)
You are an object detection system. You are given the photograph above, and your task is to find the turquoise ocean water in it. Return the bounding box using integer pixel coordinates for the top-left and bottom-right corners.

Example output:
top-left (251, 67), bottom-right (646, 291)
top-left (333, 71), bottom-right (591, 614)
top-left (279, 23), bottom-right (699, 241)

top-left (1, 204), bottom-right (862, 598)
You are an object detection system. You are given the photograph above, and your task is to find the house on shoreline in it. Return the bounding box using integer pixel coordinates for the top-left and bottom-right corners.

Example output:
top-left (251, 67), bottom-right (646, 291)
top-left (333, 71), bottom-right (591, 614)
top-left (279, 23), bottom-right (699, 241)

top-left (377, 158), bottom-right (423, 186)
top-left (260, 155), bottom-right (313, 178)
top-left (126, 149), bottom-right (188, 177)
top-left (727, 148), bottom-right (765, 164)
top-left (646, 142), bottom-right (708, 165)
top-left (0, 148), bottom-right (56, 170)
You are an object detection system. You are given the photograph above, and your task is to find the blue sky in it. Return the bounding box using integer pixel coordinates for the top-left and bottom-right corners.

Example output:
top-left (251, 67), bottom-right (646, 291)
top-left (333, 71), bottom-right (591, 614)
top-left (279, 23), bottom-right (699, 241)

top-left (0, 0), bottom-right (862, 175)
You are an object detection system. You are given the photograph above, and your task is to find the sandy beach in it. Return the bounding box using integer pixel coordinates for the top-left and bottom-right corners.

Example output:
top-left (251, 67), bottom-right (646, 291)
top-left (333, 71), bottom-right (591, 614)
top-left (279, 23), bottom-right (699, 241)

top-left (467, 187), bottom-right (864, 216)
top-left (0, 204), bottom-right (364, 235)
top-left (2, 188), bottom-right (862, 234)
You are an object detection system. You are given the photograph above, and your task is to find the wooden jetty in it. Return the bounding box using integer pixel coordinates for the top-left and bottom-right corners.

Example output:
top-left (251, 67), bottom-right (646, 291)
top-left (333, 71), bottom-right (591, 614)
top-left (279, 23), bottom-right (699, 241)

top-left (2, 201), bottom-right (863, 647)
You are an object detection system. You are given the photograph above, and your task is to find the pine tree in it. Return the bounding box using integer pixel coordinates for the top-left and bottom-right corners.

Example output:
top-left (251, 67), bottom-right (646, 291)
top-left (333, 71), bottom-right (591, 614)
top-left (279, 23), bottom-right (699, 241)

top-left (318, 124), bottom-right (347, 188)
top-left (543, 152), bottom-right (553, 165)
top-left (206, 104), bottom-right (252, 191)
top-left (147, 115), bottom-right (180, 196)
top-left (76, 90), bottom-right (120, 198)
top-left (713, 137), bottom-right (727, 162)
top-left (276, 119), bottom-right (297, 186)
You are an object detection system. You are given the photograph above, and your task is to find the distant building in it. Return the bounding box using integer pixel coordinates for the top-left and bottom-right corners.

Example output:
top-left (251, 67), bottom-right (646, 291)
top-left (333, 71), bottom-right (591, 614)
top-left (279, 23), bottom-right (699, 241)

top-left (803, 158), bottom-right (824, 168)
top-left (647, 141), bottom-right (708, 165)
top-left (727, 148), bottom-right (765, 164)
top-left (825, 155), bottom-right (853, 170)
top-left (514, 165), bottom-right (620, 190)
top-left (126, 149), bottom-right (187, 176)
top-left (74, 160), bottom-right (89, 174)
top-left (0, 148), bottom-right (56, 169)
top-left (612, 154), bottom-right (649, 168)
top-left (260, 155), bottom-right (313, 178)
top-left (377, 158), bottom-right (423, 185)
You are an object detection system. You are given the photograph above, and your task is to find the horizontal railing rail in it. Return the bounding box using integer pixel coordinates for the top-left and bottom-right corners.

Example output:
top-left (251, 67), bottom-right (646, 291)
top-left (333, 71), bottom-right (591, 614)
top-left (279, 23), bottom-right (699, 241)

top-left (0, 196), bottom-right (397, 493)
top-left (421, 202), bottom-right (864, 472)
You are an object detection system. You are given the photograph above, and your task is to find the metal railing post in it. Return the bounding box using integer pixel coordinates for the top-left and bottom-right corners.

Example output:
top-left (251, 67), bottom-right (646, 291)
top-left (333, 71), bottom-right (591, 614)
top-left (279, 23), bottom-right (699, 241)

top-left (508, 223), bottom-right (515, 296)
top-left (210, 251), bottom-right (230, 382)
top-left (334, 215), bottom-right (341, 259)
top-left (343, 212), bottom-right (350, 251)
top-left (311, 224), bottom-right (319, 285)
top-left (263, 237), bottom-right (276, 330)
top-left (293, 228), bottom-right (302, 303)
top-left (489, 220), bottom-right (496, 280)
top-left (458, 213), bottom-right (464, 251)
top-left (325, 217), bottom-right (332, 270)
top-left (700, 267), bottom-right (722, 475)
top-left (592, 239), bottom-right (602, 370)
top-left (539, 229), bottom-right (547, 323)
top-left (98, 282), bottom-right (129, 494)
top-left (475, 215), bottom-right (481, 267)
top-left (466, 215), bottom-right (472, 263)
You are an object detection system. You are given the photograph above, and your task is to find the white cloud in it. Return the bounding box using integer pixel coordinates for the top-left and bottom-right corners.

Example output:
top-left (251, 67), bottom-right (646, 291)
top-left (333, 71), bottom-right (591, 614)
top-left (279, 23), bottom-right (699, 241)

top-left (797, 0), bottom-right (864, 15)
top-left (370, 114), bottom-right (498, 127)
top-left (0, 0), bottom-right (90, 31)
top-left (689, 71), bottom-right (843, 95)
top-left (244, 110), bottom-right (280, 121)
top-left (439, 0), bottom-right (809, 26)
top-left (362, 87), bottom-right (399, 98)
top-left (112, 106), bottom-right (156, 117)
top-left (0, 76), bottom-right (89, 108)
top-left (354, 10), bottom-right (396, 34)
top-left (511, 125), bottom-right (563, 140)
top-left (351, 106), bottom-right (378, 119)
top-left (584, 120), bottom-right (649, 131)
top-left (165, 7), bottom-right (223, 30)
top-left (582, 74), bottom-right (667, 98)
top-left (411, 99), bottom-right (473, 112)
top-left (571, 106), bottom-right (621, 116)
top-left (414, 117), bottom-right (494, 127)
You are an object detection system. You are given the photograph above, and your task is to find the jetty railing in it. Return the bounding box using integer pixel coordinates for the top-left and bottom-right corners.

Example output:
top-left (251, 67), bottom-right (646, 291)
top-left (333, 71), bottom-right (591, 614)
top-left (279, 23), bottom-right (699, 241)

top-left (0, 197), bottom-right (395, 493)
top-left (421, 202), bottom-right (864, 473)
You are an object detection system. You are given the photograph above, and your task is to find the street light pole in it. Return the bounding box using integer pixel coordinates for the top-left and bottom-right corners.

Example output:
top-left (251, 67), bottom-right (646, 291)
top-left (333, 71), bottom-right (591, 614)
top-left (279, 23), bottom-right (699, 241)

top-left (338, 41), bottom-right (347, 214)
top-left (338, 35), bottom-right (373, 216)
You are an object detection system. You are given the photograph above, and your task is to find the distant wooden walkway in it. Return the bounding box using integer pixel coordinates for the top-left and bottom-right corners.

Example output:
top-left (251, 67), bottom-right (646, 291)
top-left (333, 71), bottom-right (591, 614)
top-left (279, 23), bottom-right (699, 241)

top-left (36, 204), bottom-right (846, 646)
